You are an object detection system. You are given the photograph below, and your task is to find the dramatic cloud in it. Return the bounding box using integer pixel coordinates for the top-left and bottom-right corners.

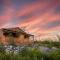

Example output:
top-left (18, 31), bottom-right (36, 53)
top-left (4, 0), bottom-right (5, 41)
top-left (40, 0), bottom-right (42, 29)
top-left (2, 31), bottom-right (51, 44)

top-left (0, 0), bottom-right (60, 35)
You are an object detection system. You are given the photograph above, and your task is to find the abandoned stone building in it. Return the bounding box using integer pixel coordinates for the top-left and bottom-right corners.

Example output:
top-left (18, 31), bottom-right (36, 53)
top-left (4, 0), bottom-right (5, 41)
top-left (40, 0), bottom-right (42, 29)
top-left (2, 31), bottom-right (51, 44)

top-left (0, 27), bottom-right (34, 45)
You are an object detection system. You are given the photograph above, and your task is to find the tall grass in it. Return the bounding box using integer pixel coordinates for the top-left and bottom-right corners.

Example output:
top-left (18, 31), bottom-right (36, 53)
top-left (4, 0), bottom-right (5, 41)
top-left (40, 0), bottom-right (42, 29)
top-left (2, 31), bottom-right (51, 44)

top-left (0, 48), bottom-right (43, 60)
top-left (0, 47), bottom-right (60, 60)
top-left (0, 40), bottom-right (60, 60)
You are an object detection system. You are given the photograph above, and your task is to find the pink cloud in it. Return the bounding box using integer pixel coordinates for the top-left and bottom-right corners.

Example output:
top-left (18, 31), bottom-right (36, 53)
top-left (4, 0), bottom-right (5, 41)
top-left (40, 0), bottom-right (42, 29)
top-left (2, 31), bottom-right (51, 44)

top-left (0, 0), bottom-right (60, 36)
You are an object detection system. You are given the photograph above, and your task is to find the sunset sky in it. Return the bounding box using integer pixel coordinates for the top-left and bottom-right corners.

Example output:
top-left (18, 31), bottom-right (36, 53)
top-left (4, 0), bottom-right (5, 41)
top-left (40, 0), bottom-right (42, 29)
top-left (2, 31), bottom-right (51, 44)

top-left (0, 0), bottom-right (60, 36)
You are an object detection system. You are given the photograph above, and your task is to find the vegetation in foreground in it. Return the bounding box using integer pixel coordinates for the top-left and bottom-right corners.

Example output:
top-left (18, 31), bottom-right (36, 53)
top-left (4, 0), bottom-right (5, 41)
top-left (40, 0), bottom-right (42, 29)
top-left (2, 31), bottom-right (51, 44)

top-left (34, 40), bottom-right (60, 48)
top-left (0, 40), bottom-right (60, 60)
top-left (0, 47), bottom-right (60, 60)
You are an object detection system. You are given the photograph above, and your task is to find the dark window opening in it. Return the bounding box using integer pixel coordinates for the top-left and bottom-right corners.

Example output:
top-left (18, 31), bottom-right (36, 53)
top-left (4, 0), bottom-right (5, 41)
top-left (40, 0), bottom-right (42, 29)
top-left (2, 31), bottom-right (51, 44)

top-left (24, 35), bottom-right (29, 38)
top-left (12, 32), bottom-right (20, 37)
top-left (3, 32), bottom-right (9, 36)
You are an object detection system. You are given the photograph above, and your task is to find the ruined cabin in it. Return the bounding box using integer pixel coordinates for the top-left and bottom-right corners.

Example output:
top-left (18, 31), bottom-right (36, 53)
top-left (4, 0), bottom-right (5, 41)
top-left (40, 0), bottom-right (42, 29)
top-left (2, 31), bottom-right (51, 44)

top-left (0, 27), bottom-right (34, 45)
